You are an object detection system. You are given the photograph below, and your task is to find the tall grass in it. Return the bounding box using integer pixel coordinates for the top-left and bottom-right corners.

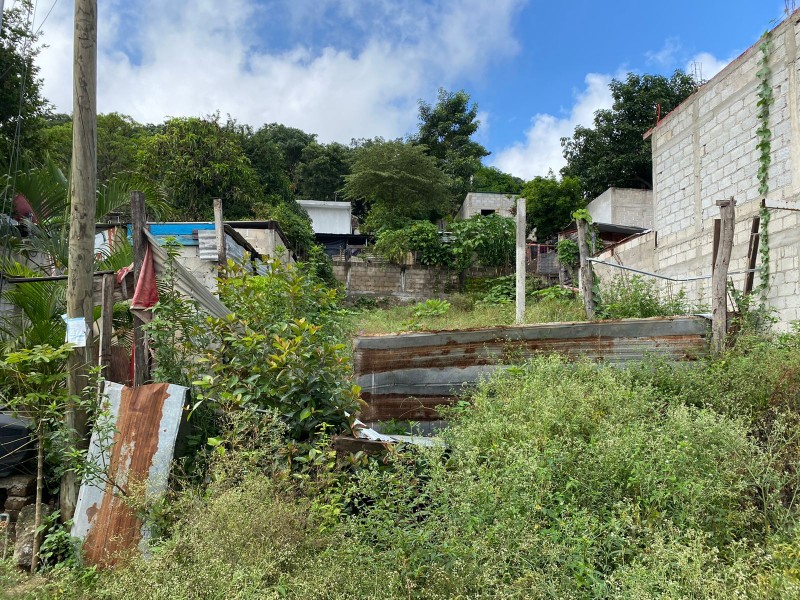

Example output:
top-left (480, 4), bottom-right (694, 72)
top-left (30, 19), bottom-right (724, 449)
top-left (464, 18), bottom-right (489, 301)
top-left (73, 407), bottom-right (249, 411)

top-left (352, 294), bottom-right (586, 334)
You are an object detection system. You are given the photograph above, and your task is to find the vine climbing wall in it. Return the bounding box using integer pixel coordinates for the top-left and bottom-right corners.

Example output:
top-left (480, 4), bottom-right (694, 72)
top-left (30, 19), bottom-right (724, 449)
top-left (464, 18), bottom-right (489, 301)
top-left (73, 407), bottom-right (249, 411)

top-left (595, 9), bottom-right (800, 327)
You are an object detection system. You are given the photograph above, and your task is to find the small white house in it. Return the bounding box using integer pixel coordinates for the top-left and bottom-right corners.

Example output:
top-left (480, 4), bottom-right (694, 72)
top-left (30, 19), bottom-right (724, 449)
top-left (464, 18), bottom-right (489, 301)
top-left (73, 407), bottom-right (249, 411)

top-left (297, 200), bottom-right (352, 235)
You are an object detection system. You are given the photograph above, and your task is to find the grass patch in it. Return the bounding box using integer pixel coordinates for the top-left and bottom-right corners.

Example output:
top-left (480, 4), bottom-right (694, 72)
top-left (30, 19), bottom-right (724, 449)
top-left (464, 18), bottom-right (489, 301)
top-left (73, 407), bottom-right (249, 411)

top-left (352, 293), bottom-right (586, 334)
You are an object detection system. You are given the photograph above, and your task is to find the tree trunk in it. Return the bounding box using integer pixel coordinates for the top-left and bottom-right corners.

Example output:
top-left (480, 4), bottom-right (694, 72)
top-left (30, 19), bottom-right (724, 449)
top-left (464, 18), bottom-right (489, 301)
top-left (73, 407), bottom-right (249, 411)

top-left (576, 220), bottom-right (596, 320)
top-left (31, 423), bottom-right (44, 574)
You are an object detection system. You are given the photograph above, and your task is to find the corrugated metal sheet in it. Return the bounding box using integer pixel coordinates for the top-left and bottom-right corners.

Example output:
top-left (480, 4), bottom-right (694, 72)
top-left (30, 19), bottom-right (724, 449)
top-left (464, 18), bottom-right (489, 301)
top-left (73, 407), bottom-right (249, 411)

top-left (196, 229), bottom-right (247, 263)
top-left (72, 382), bottom-right (187, 567)
top-left (354, 316), bottom-right (709, 421)
top-left (144, 230), bottom-right (230, 318)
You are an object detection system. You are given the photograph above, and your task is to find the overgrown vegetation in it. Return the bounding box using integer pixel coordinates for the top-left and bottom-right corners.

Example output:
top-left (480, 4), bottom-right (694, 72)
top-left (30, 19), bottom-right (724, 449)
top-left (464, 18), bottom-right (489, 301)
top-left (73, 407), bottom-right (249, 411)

top-left (598, 274), bottom-right (693, 319)
top-left (12, 329), bottom-right (800, 598)
top-left (352, 287), bottom-right (585, 334)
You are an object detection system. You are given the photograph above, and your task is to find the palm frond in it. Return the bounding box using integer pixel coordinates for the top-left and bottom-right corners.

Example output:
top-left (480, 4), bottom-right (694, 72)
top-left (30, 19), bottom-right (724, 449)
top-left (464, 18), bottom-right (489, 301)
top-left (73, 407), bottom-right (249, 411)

top-left (95, 237), bottom-right (133, 271)
top-left (0, 260), bottom-right (67, 352)
top-left (97, 175), bottom-right (174, 222)
top-left (13, 159), bottom-right (70, 224)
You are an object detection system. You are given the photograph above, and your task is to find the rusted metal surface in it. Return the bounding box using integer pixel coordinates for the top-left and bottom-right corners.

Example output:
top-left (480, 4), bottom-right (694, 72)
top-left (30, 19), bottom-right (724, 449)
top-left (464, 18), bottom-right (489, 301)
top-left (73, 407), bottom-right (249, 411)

top-left (72, 382), bottom-right (187, 567)
top-left (355, 317), bottom-right (709, 421)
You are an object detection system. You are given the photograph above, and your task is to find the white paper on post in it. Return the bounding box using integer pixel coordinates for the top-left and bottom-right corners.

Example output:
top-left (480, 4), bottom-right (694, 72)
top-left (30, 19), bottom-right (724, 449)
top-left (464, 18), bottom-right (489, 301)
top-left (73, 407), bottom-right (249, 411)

top-left (63, 316), bottom-right (87, 347)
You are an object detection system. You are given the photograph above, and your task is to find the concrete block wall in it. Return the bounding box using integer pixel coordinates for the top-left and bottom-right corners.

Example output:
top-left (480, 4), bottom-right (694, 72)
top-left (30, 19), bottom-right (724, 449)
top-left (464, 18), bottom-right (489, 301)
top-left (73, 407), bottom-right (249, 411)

top-left (587, 188), bottom-right (654, 229)
top-left (332, 261), bottom-right (459, 299)
top-left (456, 193), bottom-right (517, 220)
top-left (602, 12), bottom-right (800, 326)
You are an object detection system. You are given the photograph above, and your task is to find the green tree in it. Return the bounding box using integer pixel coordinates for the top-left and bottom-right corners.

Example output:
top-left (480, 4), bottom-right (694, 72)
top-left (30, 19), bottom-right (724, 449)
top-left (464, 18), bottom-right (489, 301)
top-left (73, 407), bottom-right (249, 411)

top-left (561, 71), bottom-right (697, 199)
top-left (137, 116), bottom-right (263, 220)
top-left (295, 142), bottom-right (352, 201)
top-left (39, 113), bottom-right (153, 183)
top-left (0, 1), bottom-right (49, 172)
top-left (471, 165), bottom-right (524, 194)
top-left (521, 174), bottom-right (584, 241)
top-left (342, 139), bottom-right (450, 231)
top-left (415, 88), bottom-right (489, 203)
top-left (244, 123), bottom-right (316, 194)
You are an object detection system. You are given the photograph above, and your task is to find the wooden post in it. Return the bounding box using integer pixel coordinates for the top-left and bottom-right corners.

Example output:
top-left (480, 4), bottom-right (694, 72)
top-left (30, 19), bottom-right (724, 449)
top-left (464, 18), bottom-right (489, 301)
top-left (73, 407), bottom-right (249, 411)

top-left (213, 198), bottom-right (226, 269)
top-left (62, 0), bottom-right (97, 523)
top-left (712, 197), bottom-right (736, 352)
top-left (743, 216), bottom-right (761, 295)
top-left (712, 218), bottom-right (721, 275)
top-left (576, 219), bottom-right (596, 320)
top-left (131, 190), bottom-right (148, 387)
top-left (515, 198), bottom-right (526, 325)
top-left (98, 273), bottom-right (114, 372)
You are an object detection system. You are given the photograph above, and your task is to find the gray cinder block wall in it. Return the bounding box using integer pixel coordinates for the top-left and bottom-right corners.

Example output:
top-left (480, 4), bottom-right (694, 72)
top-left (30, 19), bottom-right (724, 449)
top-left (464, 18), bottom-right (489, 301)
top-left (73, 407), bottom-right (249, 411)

top-left (595, 11), bottom-right (800, 327)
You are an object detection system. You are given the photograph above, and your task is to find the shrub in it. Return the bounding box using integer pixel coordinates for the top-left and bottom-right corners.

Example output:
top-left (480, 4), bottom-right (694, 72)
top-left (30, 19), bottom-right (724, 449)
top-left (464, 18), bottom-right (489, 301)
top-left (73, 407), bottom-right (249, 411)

top-left (599, 274), bottom-right (691, 319)
top-left (412, 299), bottom-right (451, 318)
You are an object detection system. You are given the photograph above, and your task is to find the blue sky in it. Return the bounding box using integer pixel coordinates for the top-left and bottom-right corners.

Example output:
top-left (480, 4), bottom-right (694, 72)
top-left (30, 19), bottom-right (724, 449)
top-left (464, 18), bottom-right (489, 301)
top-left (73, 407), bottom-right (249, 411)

top-left (33, 0), bottom-right (791, 179)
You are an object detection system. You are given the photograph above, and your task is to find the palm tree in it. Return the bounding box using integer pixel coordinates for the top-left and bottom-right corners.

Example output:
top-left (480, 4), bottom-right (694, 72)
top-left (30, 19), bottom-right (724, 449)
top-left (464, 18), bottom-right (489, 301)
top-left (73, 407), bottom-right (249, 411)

top-left (0, 159), bottom-right (171, 351)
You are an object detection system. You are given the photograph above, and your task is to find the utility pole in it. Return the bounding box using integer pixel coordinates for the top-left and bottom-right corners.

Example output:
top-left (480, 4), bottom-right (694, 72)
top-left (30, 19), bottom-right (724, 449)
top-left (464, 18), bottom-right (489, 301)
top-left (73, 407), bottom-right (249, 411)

top-left (62, 0), bottom-right (97, 522)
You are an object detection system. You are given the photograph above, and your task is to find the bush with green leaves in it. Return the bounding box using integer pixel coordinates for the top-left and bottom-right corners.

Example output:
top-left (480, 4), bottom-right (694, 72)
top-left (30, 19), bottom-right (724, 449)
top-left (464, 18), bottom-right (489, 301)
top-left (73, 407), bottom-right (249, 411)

top-left (450, 213), bottom-right (515, 272)
top-left (148, 257), bottom-right (359, 446)
top-left (599, 274), bottom-right (691, 319)
top-left (556, 238), bottom-right (579, 268)
top-left (475, 274), bottom-right (545, 306)
top-left (25, 330), bottom-right (800, 598)
top-left (412, 299), bottom-right (451, 318)
top-left (374, 220), bottom-right (453, 267)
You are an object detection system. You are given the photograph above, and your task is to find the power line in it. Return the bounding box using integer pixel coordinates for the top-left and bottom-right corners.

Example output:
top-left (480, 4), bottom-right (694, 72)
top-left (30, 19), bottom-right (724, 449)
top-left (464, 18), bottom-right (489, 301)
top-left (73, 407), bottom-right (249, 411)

top-left (0, 0), bottom-right (39, 301)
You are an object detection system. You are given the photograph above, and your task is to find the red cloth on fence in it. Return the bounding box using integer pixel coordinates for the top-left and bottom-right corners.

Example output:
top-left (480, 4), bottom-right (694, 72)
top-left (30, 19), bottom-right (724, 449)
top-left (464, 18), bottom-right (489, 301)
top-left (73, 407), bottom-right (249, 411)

top-left (131, 243), bottom-right (159, 310)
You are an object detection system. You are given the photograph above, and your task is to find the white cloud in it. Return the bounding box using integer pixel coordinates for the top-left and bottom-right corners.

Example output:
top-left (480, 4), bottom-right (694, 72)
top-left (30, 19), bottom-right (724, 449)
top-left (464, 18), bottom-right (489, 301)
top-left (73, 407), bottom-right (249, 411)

top-left (491, 73), bottom-right (614, 180)
top-left (646, 37), bottom-right (682, 67)
top-left (34, 0), bottom-right (526, 143)
top-left (685, 52), bottom-right (733, 82)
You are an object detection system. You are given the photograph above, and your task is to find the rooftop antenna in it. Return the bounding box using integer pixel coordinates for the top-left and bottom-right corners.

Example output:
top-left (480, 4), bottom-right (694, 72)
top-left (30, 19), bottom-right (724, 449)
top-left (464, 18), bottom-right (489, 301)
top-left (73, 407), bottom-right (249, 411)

top-left (690, 61), bottom-right (705, 85)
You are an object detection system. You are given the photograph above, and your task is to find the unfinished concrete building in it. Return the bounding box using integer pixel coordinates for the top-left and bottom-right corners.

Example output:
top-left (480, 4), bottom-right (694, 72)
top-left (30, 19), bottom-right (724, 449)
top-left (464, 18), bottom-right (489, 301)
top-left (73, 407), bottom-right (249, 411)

top-left (595, 9), bottom-right (800, 327)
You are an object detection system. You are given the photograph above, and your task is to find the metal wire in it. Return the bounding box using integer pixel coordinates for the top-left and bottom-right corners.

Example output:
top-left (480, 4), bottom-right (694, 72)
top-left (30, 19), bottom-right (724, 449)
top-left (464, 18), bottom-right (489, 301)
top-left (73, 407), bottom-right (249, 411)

top-left (589, 258), bottom-right (757, 282)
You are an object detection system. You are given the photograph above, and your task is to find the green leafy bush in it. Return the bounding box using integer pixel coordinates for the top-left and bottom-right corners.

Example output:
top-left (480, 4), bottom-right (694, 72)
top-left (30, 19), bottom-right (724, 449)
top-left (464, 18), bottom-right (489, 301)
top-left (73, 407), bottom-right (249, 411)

top-left (412, 299), bottom-right (451, 318)
top-left (148, 258), bottom-right (359, 444)
top-left (556, 238), bottom-right (579, 268)
top-left (37, 334), bottom-right (800, 598)
top-left (450, 213), bottom-right (515, 272)
top-left (599, 274), bottom-right (691, 319)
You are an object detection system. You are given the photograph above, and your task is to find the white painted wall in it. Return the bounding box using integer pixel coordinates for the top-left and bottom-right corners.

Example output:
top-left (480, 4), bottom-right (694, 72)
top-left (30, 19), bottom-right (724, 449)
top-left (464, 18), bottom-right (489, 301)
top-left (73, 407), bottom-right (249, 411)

top-left (297, 200), bottom-right (352, 234)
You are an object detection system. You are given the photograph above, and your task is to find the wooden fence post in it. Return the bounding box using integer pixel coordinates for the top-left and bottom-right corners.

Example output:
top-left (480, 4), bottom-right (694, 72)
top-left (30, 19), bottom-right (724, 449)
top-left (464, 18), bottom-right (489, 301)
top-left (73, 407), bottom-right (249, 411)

top-left (576, 218), bottom-right (596, 320)
top-left (712, 197), bottom-right (736, 352)
top-left (213, 198), bottom-right (226, 269)
top-left (131, 190), bottom-right (148, 386)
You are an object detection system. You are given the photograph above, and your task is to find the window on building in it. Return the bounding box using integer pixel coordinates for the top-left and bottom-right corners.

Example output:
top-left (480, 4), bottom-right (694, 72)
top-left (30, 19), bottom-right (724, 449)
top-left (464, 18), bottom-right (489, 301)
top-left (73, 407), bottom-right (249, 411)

top-left (480, 209), bottom-right (496, 216)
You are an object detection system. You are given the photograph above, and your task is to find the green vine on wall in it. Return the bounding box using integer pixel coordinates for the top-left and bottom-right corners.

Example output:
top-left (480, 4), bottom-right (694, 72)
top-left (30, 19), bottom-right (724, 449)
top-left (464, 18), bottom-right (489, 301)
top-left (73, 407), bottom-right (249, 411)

top-left (755, 30), bottom-right (774, 297)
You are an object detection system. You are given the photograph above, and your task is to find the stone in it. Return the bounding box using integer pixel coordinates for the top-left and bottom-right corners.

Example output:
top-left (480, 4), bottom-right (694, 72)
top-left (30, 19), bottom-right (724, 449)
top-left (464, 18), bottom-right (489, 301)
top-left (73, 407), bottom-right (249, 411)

top-left (1, 475), bottom-right (36, 497)
top-left (4, 496), bottom-right (33, 512)
top-left (13, 503), bottom-right (51, 570)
